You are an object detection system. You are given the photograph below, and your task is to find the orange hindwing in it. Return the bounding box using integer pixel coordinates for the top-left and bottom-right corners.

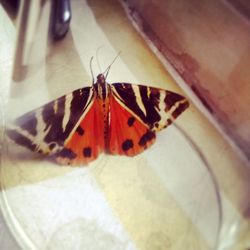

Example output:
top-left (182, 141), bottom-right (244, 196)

top-left (56, 98), bottom-right (105, 165)
top-left (108, 94), bottom-right (156, 156)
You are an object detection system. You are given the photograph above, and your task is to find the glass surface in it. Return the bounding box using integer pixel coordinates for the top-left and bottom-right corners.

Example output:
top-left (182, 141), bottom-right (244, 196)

top-left (0, 1), bottom-right (222, 249)
top-left (1, 126), bottom-right (222, 250)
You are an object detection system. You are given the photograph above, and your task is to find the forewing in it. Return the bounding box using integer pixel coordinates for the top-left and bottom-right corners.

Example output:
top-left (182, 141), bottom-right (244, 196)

top-left (111, 83), bottom-right (189, 131)
top-left (7, 87), bottom-right (94, 158)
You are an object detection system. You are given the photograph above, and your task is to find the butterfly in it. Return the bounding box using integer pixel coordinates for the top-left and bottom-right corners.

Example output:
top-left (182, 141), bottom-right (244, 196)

top-left (7, 70), bottom-right (189, 165)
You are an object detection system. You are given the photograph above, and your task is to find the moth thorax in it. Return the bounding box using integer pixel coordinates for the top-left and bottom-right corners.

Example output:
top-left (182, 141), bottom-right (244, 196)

top-left (98, 83), bottom-right (110, 100)
top-left (95, 74), bottom-right (110, 100)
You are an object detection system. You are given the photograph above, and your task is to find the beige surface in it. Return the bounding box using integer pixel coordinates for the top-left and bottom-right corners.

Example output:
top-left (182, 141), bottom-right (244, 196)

top-left (0, 0), bottom-right (250, 250)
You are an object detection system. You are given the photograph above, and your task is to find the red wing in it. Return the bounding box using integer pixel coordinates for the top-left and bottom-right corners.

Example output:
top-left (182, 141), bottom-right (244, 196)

top-left (108, 95), bottom-right (156, 156)
top-left (56, 98), bottom-right (105, 165)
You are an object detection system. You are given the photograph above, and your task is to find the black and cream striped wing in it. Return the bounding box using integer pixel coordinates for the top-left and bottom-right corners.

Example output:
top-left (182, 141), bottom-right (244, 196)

top-left (7, 87), bottom-right (94, 157)
top-left (111, 83), bottom-right (189, 131)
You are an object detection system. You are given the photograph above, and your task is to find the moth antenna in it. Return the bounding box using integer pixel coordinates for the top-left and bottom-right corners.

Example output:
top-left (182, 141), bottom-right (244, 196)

top-left (96, 46), bottom-right (104, 72)
top-left (103, 51), bottom-right (121, 80)
top-left (90, 56), bottom-right (95, 85)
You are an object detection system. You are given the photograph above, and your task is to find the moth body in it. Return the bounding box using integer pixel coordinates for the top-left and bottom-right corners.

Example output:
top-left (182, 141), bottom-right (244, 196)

top-left (93, 74), bottom-right (111, 150)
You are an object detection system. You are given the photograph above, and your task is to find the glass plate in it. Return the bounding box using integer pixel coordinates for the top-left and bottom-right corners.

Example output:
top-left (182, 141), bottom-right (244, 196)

top-left (0, 1), bottom-right (222, 249)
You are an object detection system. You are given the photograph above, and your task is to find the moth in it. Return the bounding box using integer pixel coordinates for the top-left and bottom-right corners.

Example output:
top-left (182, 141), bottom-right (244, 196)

top-left (7, 67), bottom-right (189, 165)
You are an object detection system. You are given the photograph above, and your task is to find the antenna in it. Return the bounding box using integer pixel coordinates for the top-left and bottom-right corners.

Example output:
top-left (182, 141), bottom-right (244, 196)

top-left (96, 46), bottom-right (104, 72)
top-left (90, 56), bottom-right (94, 85)
top-left (103, 51), bottom-right (121, 79)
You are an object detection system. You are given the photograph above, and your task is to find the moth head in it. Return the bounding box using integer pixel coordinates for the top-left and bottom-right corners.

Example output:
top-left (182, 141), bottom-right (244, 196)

top-left (96, 74), bottom-right (106, 85)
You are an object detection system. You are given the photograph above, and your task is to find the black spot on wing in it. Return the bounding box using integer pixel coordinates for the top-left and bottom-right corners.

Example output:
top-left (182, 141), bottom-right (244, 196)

top-left (122, 139), bottom-right (134, 151)
top-left (56, 148), bottom-right (77, 159)
top-left (138, 131), bottom-right (155, 147)
top-left (127, 117), bottom-right (135, 127)
top-left (83, 147), bottom-right (92, 157)
top-left (76, 126), bottom-right (84, 136)
top-left (7, 129), bottom-right (36, 151)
